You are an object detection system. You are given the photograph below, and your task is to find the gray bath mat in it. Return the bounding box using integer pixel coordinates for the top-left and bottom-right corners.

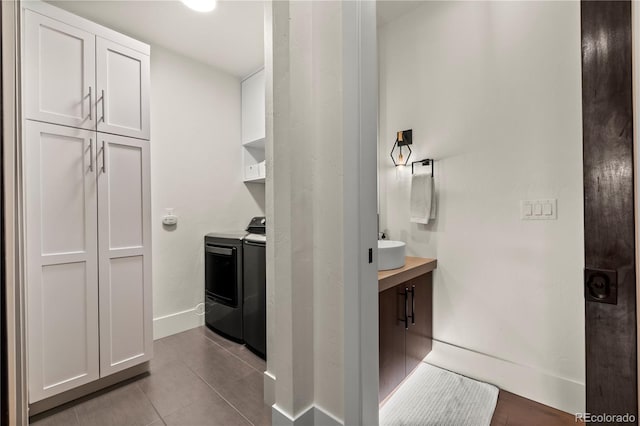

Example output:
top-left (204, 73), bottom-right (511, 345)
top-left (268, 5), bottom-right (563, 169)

top-left (379, 362), bottom-right (499, 426)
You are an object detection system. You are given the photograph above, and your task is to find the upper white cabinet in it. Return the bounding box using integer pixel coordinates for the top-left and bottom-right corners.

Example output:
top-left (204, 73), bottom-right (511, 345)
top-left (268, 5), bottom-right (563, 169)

top-left (242, 69), bottom-right (265, 145)
top-left (241, 69), bottom-right (266, 183)
top-left (24, 10), bottom-right (96, 131)
top-left (23, 4), bottom-right (150, 140)
top-left (97, 38), bottom-right (150, 140)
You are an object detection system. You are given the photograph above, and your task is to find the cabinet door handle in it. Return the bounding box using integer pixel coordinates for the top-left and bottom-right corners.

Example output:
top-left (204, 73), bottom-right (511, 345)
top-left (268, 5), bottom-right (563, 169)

top-left (89, 138), bottom-right (94, 172)
top-left (88, 86), bottom-right (93, 120)
top-left (101, 89), bottom-right (106, 123)
top-left (410, 285), bottom-right (416, 326)
top-left (101, 141), bottom-right (106, 173)
top-left (404, 287), bottom-right (409, 330)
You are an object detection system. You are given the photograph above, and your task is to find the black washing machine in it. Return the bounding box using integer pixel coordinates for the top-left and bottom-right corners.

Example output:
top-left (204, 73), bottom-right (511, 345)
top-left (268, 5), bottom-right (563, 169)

top-left (243, 234), bottom-right (266, 359)
top-left (243, 217), bottom-right (266, 359)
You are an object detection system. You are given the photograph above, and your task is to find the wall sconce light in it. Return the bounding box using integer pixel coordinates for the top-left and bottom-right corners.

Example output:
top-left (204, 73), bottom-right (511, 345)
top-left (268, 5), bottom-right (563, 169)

top-left (390, 129), bottom-right (412, 166)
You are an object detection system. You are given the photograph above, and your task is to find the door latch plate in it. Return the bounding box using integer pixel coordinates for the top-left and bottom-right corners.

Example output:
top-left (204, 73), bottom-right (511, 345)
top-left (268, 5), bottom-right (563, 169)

top-left (584, 268), bottom-right (617, 305)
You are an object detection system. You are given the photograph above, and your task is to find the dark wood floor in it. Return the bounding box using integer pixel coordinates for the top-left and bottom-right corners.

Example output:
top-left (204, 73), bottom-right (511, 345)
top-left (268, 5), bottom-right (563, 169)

top-left (30, 326), bottom-right (270, 426)
top-left (491, 390), bottom-right (576, 426)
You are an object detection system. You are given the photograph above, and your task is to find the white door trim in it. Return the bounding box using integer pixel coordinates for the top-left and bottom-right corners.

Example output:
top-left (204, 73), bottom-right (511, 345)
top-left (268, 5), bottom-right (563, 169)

top-left (342, 1), bottom-right (379, 425)
top-left (262, 1), bottom-right (379, 423)
top-left (3, 0), bottom-right (28, 424)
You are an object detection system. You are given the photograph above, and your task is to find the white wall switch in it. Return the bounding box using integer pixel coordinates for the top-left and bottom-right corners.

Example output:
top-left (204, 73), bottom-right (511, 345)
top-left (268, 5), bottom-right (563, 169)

top-left (534, 203), bottom-right (543, 216)
top-left (521, 199), bottom-right (557, 220)
top-left (524, 203), bottom-right (533, 216)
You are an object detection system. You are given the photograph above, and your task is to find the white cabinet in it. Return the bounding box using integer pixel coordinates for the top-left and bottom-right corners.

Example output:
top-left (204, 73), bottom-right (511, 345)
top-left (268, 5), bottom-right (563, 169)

top-left (97, 38), bottom-right (150, 140)
top-left (25, 121), bottom-right (100, 402)
top-left (97, 134), bottom-right (152, 376)
top-left (23, 1), bottom-right (152, 405)
top-left (241, 68), bottom-right (266, 145)
top-left (241, 69), bottom-right (266, 183)
top-left (25, 126), bottom-right (153, 404)
top-left (23, 4), bottom-right (150, 140)
top-left (24, 10), bottom-right (96, 131)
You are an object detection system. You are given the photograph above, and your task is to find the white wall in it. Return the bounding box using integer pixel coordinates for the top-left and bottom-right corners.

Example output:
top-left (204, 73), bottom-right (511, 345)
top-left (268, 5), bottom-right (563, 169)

top-left (378, 1), bottom-right (584, 414)
top-left (150, 46), bottom-right (264, 338)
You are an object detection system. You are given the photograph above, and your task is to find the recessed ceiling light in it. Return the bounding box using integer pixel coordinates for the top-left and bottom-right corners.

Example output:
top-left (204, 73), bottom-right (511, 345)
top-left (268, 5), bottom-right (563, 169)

top-left (181, 0), bottom-right (217, 13)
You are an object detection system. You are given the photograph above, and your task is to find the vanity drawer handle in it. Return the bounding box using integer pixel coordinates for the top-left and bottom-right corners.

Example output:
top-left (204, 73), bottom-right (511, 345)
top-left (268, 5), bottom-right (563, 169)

top-left (410, 285), bottom-right (416, 326)
top-left (404, 287), bottom-right (409, 330)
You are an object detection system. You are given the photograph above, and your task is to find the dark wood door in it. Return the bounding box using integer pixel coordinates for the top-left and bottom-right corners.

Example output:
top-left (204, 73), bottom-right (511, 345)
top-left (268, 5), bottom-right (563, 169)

top-left (379, 285), bottom-right (406, 402)
top-left (0, 3), bottom-right (6, 423)
top-left (581, 0), bottom-right (638, 420)
top-left (405, 273), bottom-right (433, 376)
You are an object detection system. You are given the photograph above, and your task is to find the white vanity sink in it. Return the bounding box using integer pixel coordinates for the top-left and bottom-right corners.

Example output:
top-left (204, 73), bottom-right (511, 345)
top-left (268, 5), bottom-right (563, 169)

top-left (378, 240), bottom-right (406, 271)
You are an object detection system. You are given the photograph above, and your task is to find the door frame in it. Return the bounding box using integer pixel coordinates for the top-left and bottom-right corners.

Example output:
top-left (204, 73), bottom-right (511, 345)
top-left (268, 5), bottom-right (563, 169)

top-left (1, 1), bottom-right (6, 423)
top-left (341, 1), bottom-right (379, 425)
top-left (263, 1), bottom-right (379, 423)
top-left (2, 0), bottom-right (28, 424)
top-left (582, 0), bottom-right (638, 419)
top-left (634, 0), bottom-right (640, 415)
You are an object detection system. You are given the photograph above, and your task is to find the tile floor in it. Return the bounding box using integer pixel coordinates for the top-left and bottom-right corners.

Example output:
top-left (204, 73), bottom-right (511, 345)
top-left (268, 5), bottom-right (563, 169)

top-left (30, 326), bottom-right (575, 426)
top-left (30, 326), bottom-right (270, 426)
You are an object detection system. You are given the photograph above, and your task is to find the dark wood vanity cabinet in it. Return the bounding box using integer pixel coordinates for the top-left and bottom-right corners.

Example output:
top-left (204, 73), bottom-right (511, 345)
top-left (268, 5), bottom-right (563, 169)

top-left (379, 272), bottom-right (433, 402)
top-left (379, 283), bottom-right (407, 401)
top-left (405, 273), bottom-right (433, 374)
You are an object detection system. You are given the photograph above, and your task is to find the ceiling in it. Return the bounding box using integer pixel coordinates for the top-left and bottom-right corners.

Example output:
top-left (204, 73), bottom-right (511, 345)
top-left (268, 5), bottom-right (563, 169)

top-left (46, 0), bottom-right (265, 78)
top-left (46, 0), bottom-right (421, 77)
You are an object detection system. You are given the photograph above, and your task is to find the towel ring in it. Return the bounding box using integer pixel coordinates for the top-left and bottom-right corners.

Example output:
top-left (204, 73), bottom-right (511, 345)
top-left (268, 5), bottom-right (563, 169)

top-left (411, 159), bottom-right (434, 177)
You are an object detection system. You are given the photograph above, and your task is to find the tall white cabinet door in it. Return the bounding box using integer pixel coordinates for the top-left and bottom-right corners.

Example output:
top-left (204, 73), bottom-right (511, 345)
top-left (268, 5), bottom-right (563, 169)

top-left (241, 69), bottom-right (266, 144)
top-left (97, 133), bottom-right (152, 376)
top-left (25, 122), bottom-right (99, 403)
top-left (96, 37), bottom-right (150, 140)
top-left (24, 10), bottom-right (96, 130)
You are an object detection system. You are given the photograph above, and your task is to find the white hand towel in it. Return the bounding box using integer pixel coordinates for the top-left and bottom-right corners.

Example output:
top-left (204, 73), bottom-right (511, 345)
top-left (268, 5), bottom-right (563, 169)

top-left (429, 178), bottom-right (437, 220)
top-left (410, 173), bottom-right (436, 224)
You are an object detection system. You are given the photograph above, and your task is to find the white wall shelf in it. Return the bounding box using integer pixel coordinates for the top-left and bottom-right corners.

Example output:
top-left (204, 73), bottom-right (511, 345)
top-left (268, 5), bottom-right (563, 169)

top-left (243, 137), bottom-right (265, 149)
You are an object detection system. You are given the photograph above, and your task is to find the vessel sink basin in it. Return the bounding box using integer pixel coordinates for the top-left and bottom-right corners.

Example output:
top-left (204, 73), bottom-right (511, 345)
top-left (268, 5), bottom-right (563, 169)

top-left (378, 240), bottom-right (406, 271)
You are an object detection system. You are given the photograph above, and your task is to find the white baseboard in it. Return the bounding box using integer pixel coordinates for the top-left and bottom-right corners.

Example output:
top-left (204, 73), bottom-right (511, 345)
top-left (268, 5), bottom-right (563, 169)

top-left (153, 307), bottom-right (204, 339)
top-left (425, 341), bottom-right (585, 415)
top-left (272, 404), bottom-right (343, 426)
top-left (312, 406), bottom-right (343, 426)
top-left (264, 371), bottom-right (276, 406)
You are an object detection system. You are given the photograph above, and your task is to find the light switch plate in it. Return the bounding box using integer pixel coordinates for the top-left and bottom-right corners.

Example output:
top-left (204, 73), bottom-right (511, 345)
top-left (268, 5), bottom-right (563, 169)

top-left (521, 199), bottom-right (557, 220)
